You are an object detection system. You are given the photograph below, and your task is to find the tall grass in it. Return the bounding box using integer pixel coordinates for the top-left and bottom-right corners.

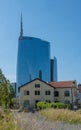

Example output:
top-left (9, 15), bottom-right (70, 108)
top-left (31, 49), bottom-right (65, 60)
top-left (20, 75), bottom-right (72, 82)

top-left (41, 108), bottom-right (81, 124)
top-left (0, 109), bottom-right (20, 130)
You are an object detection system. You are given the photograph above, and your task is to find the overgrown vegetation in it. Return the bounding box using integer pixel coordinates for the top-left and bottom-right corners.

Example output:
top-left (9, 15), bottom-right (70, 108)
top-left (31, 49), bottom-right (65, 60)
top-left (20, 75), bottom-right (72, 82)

top-left (0, 108), bottom-right (20, 130)
top-left (37, 101), bottom-right (70, 110)
top-left (0, 69), bottom-right (15, 108)
top-left (41, 108), bottom-right (81, 124)
top-left (37, 102), bottom-right (81, 124)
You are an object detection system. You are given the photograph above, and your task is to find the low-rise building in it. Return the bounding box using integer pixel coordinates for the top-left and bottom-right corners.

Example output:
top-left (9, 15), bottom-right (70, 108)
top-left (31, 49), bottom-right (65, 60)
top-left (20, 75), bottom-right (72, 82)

top-left (18, 78), bottom-right (54, 109)
top-left (19, 79), bottom-right (78, 110)
top-left (49, 80), bottom-right (78, 104)
top-left (78, 84), bottom-right (81, 104)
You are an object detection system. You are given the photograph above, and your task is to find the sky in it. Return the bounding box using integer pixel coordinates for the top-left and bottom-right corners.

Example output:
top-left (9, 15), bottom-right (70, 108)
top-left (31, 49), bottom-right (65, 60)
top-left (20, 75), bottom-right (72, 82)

top-left (0, 0), bottom-right (81, 83)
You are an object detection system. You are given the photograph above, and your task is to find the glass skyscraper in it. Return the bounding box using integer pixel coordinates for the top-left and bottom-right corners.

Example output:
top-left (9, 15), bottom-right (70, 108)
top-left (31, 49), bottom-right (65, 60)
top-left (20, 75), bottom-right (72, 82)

top-left (16, 15), bottom-right (57, 95)
top-left (17, 36), bottom-right (50, 87)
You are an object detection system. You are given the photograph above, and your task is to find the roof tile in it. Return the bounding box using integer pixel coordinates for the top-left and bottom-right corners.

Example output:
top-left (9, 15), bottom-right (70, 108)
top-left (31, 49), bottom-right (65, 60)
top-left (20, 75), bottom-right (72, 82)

top-left (48, 81), bottom-right (76, 88)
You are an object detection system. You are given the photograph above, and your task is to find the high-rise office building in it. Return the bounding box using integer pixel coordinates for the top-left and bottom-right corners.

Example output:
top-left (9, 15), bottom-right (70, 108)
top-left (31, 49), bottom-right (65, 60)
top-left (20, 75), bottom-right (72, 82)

top-left (16, 15), bottom-right (57, 95)
top-left (54, 57), bottom-right (57, 81)
top-left (50, 57), bottom-right (57, 81)
top-left (16, 15), bottom-right (50, 94)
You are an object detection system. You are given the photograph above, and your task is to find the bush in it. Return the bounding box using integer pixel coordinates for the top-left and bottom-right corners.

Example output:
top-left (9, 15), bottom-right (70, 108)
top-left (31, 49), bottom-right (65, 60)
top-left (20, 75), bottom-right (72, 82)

top-left (55, 102), bottom-right (65, 108)
top-left (37, 101), bottom-right (70, 110)
top-left (50, 102), bottom-right (57, 108)
top-left (37, 102), bottom-right (47, 110)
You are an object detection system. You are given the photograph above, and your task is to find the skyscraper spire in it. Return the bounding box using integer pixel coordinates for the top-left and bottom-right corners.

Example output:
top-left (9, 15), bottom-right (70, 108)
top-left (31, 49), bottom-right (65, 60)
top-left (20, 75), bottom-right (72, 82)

top-left (20, 13), bottom-right (23, 38)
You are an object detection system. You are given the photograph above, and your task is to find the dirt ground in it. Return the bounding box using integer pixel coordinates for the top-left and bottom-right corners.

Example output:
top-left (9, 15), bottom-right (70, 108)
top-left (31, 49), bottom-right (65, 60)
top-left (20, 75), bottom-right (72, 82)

top-left (12, 110), bottom-right (81, 130)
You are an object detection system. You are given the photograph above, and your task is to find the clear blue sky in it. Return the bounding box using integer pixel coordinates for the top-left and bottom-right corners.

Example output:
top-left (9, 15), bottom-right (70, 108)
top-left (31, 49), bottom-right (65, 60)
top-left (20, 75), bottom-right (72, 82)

top-left (0, 0), bottom-right (81, 83)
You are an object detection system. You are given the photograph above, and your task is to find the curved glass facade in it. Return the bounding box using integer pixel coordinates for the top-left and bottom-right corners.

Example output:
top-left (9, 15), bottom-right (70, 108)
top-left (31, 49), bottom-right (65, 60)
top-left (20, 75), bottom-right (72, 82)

top-left (17, 36), bottom-right (50, 93)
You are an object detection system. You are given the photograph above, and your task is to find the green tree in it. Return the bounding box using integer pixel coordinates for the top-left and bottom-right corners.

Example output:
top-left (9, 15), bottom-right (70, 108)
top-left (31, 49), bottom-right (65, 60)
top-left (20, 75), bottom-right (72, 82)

top-left (0, 69), bottom-right (7, 105)
top-left (8, 80), bottom-right (15, 107)
top-left (0, 69), bottom-right (15, 108)
top-left (0, 69), bottom-right (6, 83)
top-left (0, 81), bottom-right (9, 108)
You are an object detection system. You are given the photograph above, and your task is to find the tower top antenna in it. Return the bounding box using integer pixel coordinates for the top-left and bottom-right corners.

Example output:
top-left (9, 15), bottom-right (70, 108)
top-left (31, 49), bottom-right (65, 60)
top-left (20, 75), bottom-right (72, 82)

top-left (20, 13), bottom-right (23, 38)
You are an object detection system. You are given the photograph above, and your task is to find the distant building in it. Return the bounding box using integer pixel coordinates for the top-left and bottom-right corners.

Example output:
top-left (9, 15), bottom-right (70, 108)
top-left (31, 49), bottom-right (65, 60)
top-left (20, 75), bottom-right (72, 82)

top-left (16, 15), bottom-right (57, 95)
top-left (54, 57), bottom-right (57, 81)
top-left (50, 57), bottom-right (57, 82)
top-left (50, 59), bottom-right (54, 81)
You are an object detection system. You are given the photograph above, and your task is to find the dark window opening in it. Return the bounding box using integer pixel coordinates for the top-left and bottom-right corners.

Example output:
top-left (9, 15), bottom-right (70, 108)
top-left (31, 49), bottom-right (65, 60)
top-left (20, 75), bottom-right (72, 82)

top-left (24, 90), bottom-right (29, 95)
top-left (45, 91), bottom-right (51, 95)
top-left (24, 100), bottom-right (30, 108)
top-left (54, 91), bottom-right (59, 97)
top-left (35, 100), bottom-right (39, 108)
top-left (35, 84), bottom-right (40, 88)
top-left (35, 90), bottom-right (40, 95)
top-left (64, 91), bottom-right (70, 97)
top-left (26, 91), bottom-right (29, 95)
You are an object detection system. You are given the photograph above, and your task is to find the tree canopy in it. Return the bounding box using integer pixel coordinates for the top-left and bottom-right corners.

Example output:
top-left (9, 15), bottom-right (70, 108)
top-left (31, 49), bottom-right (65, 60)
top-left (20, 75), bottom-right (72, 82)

top-left (0, 69), bottom-right (15, 108)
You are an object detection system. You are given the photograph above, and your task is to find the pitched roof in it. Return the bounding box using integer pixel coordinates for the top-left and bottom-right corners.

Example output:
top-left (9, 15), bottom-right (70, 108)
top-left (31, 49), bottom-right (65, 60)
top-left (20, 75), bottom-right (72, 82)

top-left (48, 80), bottom-right (77, 88)
top-left (18, 78), bottom-right (54, 91)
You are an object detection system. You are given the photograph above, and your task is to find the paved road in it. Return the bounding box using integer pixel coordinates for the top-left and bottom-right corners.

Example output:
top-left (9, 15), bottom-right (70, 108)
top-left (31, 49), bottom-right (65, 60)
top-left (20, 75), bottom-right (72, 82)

top-left (12, 110), bottom-right (81, 130)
